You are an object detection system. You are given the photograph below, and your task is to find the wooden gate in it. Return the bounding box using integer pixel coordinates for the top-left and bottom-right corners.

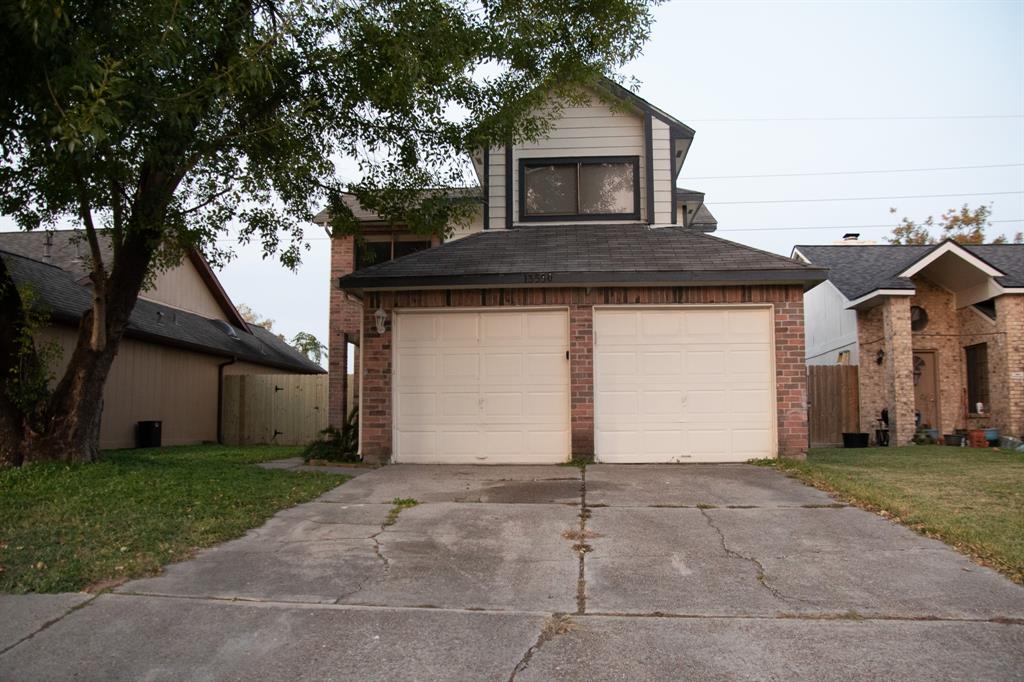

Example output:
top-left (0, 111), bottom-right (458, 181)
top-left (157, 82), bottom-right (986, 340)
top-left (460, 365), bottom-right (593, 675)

top-left (807, 365), bottom-right (860, 447)
top-left (221, 374), bottom-right (328, 446)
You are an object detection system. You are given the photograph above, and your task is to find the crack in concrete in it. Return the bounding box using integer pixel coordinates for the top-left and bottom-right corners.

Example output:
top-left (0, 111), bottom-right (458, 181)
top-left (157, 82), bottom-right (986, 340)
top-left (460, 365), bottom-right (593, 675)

top-left (508, 614), bottom-right (575, 681)
top-left (0, 594), bottom-right (100, 657)
top-left (576, 467), bottom-right (589, 616)
top-left (698, 508), bottom-right (819, 608)
top-left (98, 592), bottom-right (1024, 625)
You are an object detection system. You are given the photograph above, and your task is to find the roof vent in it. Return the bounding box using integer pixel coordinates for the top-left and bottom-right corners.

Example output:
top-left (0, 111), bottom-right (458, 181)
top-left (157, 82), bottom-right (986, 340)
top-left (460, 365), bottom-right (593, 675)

top-left (212, 319), bottom-right (240, 340)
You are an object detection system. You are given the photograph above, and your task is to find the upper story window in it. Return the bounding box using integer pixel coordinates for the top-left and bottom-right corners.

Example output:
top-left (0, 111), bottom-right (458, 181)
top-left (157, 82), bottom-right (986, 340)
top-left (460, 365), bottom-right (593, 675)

top-left (520, 156), bottom-right (640, 222)
top-left (356, 238), bottom-right (431, 269)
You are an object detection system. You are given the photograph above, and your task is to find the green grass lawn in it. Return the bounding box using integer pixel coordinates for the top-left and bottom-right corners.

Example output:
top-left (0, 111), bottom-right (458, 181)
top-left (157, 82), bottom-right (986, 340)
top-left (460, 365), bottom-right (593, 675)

top-left (0, 445), bottom-right (346, 593)
top-left (758, 445), bottom-right (1024, 584)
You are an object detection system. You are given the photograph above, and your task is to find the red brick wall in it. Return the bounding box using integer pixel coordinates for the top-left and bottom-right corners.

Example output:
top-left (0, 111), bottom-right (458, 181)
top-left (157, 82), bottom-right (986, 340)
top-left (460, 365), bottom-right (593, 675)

top-left (355, 285), bottom-right (809, 462)
top-left (328, 237), bottom-right (362, 427)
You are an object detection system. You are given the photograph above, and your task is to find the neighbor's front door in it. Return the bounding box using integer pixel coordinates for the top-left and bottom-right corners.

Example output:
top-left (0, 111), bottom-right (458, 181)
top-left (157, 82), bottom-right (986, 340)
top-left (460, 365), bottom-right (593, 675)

top-left (913, 351), bottom-right (939, 431)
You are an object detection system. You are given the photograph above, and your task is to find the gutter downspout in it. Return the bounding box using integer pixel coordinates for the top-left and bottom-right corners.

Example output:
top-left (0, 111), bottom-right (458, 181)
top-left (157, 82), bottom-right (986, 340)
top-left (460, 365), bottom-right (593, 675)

top-left (217, 357), bottom-right (237, 444)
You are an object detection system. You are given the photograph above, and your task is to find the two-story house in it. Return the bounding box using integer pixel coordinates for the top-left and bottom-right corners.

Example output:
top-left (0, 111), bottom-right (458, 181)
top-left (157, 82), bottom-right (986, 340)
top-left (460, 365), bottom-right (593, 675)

top-left (321, 79), bottom-right (826, 464)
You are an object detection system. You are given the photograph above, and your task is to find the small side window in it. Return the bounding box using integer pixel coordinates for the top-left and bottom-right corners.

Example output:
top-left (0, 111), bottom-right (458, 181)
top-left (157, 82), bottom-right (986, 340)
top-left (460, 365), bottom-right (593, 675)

top-left (965, 343), bottom-right (989, 413)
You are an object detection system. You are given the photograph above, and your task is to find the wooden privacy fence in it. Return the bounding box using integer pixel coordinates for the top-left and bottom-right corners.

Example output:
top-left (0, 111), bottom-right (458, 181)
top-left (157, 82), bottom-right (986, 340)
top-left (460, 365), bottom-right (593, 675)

top-left (222, 374), bottom-right (328, 446)
top-left (807, 365), bottom-right (860, 447)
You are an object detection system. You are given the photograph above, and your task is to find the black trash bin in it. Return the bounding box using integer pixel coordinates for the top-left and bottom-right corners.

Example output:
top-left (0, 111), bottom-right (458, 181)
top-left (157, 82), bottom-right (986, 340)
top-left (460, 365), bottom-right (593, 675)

top-left (136, 420), bottom-right (162, 448)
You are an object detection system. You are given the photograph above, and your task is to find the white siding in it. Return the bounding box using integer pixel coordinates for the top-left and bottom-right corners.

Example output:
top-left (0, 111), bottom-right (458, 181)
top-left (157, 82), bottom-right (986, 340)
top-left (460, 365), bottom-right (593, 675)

top-left (804, 280), bottom-right (860, 365)
top-left (512, 96), bottom-right (648, 224)
top-left (487, 145), bottom-right (507, 230)
top-left (448, 205), bottom-right (484, 241)
top-left (651, 117), bottom-right (673, 224)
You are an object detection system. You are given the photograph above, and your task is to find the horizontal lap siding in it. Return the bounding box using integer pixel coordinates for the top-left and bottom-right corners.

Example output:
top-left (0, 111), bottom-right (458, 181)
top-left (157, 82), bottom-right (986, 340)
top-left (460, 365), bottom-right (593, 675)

top-left (651, 118), bottom-right (673, 224)
top-left (357, 285), bottom-right (809, 462)
top-left (512, 98), bottom-right (647, 224)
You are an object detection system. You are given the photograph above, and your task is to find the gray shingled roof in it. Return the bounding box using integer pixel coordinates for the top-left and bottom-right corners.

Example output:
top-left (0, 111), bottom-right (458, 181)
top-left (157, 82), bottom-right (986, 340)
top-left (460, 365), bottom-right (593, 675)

top-left (339, 224), bottom-right (826, 291)
top-left (0, 229), bottom-right (110, 280)
top-left (795, 243), bottom-right (1024, 301)
top-left (2, 250), bottom-right (324, 374)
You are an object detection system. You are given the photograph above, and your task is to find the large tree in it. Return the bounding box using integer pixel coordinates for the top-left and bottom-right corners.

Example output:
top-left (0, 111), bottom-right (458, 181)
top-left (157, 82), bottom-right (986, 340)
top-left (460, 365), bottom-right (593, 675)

top-left (887, 204), bottom-right (1023, 245)
top-left (0, 0), bottom-right (657, 466)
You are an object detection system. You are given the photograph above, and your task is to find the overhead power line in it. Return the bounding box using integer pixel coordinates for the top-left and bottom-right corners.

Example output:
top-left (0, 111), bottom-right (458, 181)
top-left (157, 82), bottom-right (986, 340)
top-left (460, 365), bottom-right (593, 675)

top-left (717, 218), bottom-right (1023, 233)
top-left (686, 162), bottom-right (1024, 181)
top-left (714, 190), bottom-right (1024, 206)
top-left (688, 114), bottom-right (1024, 123)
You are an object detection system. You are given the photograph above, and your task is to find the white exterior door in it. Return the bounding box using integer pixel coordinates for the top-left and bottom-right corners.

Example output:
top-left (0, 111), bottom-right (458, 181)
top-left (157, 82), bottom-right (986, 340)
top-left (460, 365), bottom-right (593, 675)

top-left (393, 309), bottom-right (570, 464)
top-left (594, 307), bottom-right (776, 463)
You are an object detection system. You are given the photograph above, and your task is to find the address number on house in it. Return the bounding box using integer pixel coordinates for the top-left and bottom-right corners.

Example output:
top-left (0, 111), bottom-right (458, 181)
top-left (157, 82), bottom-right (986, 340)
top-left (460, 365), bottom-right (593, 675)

top-left (524, 272), bottom-right (554, 283)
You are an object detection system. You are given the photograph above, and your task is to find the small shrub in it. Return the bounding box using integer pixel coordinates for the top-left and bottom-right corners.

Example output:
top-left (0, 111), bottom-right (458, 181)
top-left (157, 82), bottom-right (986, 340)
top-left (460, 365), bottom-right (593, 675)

top-left (302, 408), bottom-right (359, 463)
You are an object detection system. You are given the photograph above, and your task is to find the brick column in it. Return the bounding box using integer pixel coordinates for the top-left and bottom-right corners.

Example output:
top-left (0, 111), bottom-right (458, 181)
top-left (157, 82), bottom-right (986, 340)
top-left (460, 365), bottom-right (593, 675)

top-left (359, 293), bottom-right (392, 463)
top-left (883, 296), bottom-right (916, 445)
top-left (569, 302), bottom-right (595, 459)
top-left (997, 295), bottom-right (1024, 438)
top-left (774, 297), bottom-right (809, 459)
top-left (328, 237), bottom-right (361, 428)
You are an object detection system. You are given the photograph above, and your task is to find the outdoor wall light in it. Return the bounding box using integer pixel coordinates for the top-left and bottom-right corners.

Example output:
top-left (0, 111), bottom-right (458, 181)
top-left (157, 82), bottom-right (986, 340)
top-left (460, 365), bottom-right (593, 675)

top-left (876, 349), bottom-right (885, 365)
top-left (374, 307), bottom-right (388, 335)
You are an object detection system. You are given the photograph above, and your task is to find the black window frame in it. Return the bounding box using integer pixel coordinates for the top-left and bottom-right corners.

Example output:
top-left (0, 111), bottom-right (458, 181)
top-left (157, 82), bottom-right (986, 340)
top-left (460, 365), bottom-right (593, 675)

top-left (518, 156), bottom-right (641, 223)
top-left (964, 343), bottom-right (990, 413)
top-left (355, 238), bottom-right (431, 269)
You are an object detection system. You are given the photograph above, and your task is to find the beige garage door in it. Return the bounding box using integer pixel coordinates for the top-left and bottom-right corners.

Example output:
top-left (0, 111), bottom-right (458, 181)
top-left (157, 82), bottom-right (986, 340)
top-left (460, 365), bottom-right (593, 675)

top-left (594, 307), bottom-right (776, 463)
top-left (393, 309), bottom-right (570, 464)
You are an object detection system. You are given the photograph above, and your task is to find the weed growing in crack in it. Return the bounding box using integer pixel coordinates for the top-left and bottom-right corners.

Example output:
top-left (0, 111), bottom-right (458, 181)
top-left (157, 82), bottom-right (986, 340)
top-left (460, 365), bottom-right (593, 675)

top-left (384, 497), bottom-right (419, 526)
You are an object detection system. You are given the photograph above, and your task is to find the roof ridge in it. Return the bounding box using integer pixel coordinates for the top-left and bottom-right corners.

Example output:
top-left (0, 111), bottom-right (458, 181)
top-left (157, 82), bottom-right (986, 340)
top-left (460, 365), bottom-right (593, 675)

top-left (0, 247), bottom-right (79, 272)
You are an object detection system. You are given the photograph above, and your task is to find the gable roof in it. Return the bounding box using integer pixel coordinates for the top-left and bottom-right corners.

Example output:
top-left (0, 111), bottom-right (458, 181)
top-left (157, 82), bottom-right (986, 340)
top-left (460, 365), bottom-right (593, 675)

top-left (598, 78), bottom-right (695, 139)
top-left (0, 230), bottom-right (249, 328)
top-left (1, 250), bottom-right (324, 374)
top-left (338, 224), bottom-right (825, 291)
top-left (794, 242), bottom-right (1024, 301)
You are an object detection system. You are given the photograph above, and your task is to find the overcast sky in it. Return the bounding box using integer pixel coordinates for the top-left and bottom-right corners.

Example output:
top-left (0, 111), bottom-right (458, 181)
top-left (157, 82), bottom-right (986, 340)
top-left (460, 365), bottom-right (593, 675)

top-left (3, 1), bottom-right (1022, 351)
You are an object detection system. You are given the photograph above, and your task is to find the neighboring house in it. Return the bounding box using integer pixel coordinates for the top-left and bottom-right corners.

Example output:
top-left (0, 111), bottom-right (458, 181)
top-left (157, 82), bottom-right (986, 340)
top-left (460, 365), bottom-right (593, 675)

top-left (319, 79), bottom-right (826, 465)
top-left (793, 239), bottom-right (1024, 446)
top-left (0, 230), bottom-right (324, 449)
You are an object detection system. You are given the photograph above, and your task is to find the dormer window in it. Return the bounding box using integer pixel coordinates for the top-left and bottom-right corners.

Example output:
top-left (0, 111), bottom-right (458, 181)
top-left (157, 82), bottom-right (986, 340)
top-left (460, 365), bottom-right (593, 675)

top-left (520, 156), bottom-right (640, 222)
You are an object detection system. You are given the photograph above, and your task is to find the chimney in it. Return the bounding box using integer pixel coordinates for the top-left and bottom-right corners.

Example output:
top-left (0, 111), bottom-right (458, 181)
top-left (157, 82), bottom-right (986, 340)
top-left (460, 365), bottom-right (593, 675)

top-left (833, 232), bottom-right (877, 245)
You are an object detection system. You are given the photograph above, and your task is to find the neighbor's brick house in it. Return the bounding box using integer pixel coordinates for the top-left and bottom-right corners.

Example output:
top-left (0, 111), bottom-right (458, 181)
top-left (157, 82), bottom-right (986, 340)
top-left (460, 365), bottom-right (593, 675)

top-left (796, 240), bottom-right (1024, 445)
top-left (318, 79), bottom-right (826, 464)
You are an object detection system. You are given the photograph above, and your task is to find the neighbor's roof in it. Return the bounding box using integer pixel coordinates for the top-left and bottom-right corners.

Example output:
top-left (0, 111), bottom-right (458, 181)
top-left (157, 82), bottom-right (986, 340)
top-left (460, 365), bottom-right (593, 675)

top-left (1, 250), bottom-right (324, 374)
top-left (338, 224), bottom-right (826, 291)
top-left (0, 229), bottom-right (248, 328)
top-left (794, 242), bottom-right (1024, 301)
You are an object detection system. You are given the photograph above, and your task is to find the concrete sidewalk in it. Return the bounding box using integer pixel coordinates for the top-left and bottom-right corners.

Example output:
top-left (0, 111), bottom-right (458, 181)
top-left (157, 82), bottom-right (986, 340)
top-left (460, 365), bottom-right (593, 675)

top-left (2, 464), bottom-right (1022, 680)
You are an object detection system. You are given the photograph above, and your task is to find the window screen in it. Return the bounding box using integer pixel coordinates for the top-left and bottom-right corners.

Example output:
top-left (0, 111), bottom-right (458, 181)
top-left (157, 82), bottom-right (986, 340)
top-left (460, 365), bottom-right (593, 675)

top-left (524, 164), bottom-right (577, 215)
top-left (522, 158), bottom-right (638, 219)
top-left (579, 162), bottom-right (635, 214)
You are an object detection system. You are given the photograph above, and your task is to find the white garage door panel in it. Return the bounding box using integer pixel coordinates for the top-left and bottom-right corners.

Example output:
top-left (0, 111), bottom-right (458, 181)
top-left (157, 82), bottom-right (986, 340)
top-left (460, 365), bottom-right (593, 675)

top-left (595, 307), bottom-right (775, 463)
top-left (394, 310), bottom-right (570, 464)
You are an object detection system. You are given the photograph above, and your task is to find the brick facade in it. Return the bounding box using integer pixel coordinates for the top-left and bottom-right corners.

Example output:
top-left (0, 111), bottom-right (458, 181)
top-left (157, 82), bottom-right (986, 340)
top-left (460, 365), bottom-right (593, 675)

top-left (354, 284), bottom-right (809, 463)
top-left (856, 276), bottom-right (1024, 443)
top-left (328, 237), bottom-right (363, 427)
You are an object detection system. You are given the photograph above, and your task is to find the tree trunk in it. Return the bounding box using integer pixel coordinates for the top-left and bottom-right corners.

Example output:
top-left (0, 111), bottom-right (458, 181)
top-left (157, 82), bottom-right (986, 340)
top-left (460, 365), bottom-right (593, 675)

top-left (20, 226), bottom-right (161, 464)
top-left (0, 256), bottom-right (29, 468)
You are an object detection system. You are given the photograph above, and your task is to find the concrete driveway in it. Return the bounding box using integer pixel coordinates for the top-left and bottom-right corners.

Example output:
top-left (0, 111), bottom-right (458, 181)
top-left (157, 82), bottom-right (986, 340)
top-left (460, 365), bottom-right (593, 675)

top-left (2, 464), bottom-right (1023, 680)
